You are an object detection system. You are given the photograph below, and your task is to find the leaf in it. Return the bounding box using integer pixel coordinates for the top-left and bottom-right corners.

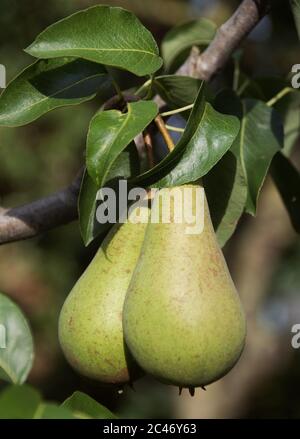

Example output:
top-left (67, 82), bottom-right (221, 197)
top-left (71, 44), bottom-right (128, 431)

top-left (203, 89), bottom-right (247, 246)
top-left (79, 144), bottom-right (140, 246)
top-left (234, 99), bottom-right (283, 214)
top-left (133, 82), bottom-right (240, 188)
top-left (0, 385), bottom-right (41, 419)
top-left (254, 78), bottom-right (300, 156)
top-left (87, 100), bottom-right (158, 187)
top-left (79, 171), bottom-right (99, 246)
top-left (271, 152), bottom-right (300, 233)
top-left (204, 151), bottom-right (247, 247)
top-left (0, 58), bottom-right (109, 127)
top-left (290, 0), bottom-right (300, 39)
top-left (62, 391), bottom-right (117, 419)
top-left (155, 106), bottom-right (239, 188)
top-left (155, 104), bottom-right (239, 187)
top-left (161, 19), bottom-right (216, 72)
top-left (25, 5), bottom-right (162, 77)
top-left (0, 292), bottom-right (34, 384)
top-left (35, 403), bottom-right (76, 419)
top-left (241, 77), bottom-right (300, 155)
top-left (133, 81), bottom-right (206, 185)
top-left (278, 92), bottom-right (300, 155)
top-left (153, 75), bottom-right (201, 108)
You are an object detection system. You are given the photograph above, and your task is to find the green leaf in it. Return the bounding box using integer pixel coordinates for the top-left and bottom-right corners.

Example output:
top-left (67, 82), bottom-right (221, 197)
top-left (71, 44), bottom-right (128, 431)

top-left (240, 77), bottom-right (300, 155)
top-left (35, 403), bottom-right (76, 419)
top-left (0, 385), bottom-right (41, 419)
top-left (133, 81), bottom-right (206, 186)
top-left (79, 144), bottom-right (140, 246)
top-left (156, 105), bottom-right (239, 187)
top-left (153, 75), bottom-right (201, 108)
top-left (271, 152), bottom-right (300, 233)
top-left (0, 58), bottom-right (109, 127)
top-left (26, 6), bottom-right (162, 77)
top-left (256, 78), bottom-right (300, 156)
top-left (204, 151), bottom-right (247, 247)
top-left (234, 99), bottom-right (283, 214)
top-left (0, 292), bottom-right (34, 384)
top-left (79, 170), bottom-right (99, 246)
top-left (62, 391), bottom-right (117, 419)
top-left (277, 92), bottom-right (300, 155)
top-left (290, 0), bottom-right (300, 39)
top-left (87, 100), bottom-right (158, 187)
top-left (161, 19), bottom-right (216, 72)
top-left (133, 83), bottom-right (240, 188)
top-left (203, 89), bottom-right (247, 246)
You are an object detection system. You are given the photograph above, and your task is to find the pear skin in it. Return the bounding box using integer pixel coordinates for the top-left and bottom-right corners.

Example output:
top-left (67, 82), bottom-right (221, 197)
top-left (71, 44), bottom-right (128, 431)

top-left (123, 185), bottom-right (246, 388)
top-left (59, 206), bottom-right (149, 384)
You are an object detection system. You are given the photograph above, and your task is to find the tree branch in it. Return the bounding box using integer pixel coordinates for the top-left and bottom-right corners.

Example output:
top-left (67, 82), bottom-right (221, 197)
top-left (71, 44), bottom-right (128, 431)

top-left (0, 0), bottom-right (271, 245)
top-left (0, 169), bottom-right (83, 244)
top-left (178, 0), bottom-right (271, 80)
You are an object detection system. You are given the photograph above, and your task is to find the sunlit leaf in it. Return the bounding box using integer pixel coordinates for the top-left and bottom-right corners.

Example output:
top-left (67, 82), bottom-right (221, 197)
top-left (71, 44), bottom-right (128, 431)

top-left (26, 6), bottom-right (162, 76)
top-left (87, 101), bottom-right (158, 187)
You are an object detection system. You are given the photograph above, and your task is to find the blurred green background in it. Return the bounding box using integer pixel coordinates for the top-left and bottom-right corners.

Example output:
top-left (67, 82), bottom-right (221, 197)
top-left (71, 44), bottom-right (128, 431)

top-left (0, 0), bottom-right (300, 418)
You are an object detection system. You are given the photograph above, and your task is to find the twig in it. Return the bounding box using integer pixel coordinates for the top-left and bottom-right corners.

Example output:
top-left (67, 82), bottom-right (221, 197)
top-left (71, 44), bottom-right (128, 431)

top-left (155, 115), bottom-right (175, 152)
top-left (266, 87), bottom-right (294, 107)
top-left (165, 124), bottom-right (185, 133)
top-left (135, 79), bottom-right (152, 97)
top-left (178, 0), bottom-right (271, 80)
top-left (160, 104), bottom-right (194, 117)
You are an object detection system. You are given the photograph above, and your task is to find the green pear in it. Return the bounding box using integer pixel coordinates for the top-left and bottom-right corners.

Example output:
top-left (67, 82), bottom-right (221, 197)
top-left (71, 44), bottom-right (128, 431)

top-left (123, 184), bottom-right (246, 388)
top-left (59, 205), bottom-right (149, 385)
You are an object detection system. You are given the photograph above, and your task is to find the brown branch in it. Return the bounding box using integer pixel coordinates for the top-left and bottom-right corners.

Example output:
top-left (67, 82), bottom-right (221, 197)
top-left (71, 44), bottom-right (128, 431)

top-left (178, 0), bottom-right (271, 80)
top-left (0, 0), bottom-right (271, 245)
top-left (0, 169), bottom-right (83, 244)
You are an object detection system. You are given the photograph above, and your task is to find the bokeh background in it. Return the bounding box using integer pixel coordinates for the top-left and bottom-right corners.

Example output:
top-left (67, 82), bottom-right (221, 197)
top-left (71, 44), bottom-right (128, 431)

top-left (0, 0), bottom-right (300, 418)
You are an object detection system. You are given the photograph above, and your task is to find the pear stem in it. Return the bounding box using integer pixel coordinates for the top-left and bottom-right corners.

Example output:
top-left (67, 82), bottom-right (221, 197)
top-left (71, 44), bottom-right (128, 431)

top-left (266, 86), bottom-right (294, 107)
top-left (160, 104), bottom-right (194, 117)
top-left (135, 78), bottom-right (152, 97)
top-left (155, 115), bottom-right (175, 152)
top-left (165, 124), bottom-right (185, 133)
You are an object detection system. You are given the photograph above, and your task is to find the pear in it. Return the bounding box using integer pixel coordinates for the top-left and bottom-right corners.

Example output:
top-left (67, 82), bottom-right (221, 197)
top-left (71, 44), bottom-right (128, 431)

top-left (59, 205), bottom-right (149, 385)
top-left (123, 184), bottom-right (246, 388)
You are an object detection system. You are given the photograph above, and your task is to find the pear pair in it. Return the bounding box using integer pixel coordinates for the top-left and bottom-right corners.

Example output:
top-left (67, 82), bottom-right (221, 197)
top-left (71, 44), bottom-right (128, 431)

top-left (59, 184), bottom-right (246, 388)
